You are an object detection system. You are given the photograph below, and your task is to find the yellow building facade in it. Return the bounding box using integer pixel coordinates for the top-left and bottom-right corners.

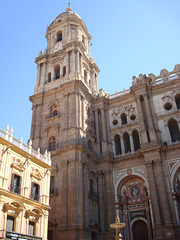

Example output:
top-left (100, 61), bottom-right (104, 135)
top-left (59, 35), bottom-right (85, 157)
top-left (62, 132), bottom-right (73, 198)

top-left (0, 125), bottom-right (53, 240)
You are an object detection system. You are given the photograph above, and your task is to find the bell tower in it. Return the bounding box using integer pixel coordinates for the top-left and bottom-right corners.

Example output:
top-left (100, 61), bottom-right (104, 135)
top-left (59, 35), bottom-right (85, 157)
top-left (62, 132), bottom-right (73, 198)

top-left (30, 4), bottom-right (99, 151)
top-left (29, 5), bottom-right (107, 240)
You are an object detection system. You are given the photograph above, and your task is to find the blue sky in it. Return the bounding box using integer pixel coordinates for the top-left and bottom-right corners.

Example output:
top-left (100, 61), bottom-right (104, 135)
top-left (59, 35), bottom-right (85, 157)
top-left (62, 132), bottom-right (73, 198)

top-left (0, 0), bottom-right (180, 145)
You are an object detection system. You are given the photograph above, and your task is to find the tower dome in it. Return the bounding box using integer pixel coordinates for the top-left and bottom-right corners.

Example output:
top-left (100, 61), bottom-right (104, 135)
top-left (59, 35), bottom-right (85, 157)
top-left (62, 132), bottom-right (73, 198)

top-left (49, 4), bottom-right (83, 28)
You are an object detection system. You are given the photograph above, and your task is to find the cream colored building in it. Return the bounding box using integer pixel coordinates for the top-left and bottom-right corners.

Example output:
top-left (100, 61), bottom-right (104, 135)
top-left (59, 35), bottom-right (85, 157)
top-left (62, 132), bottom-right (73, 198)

top-left (29, 4), bottom-right (180, 240)
top-left (0, 125), bottom-right (53, 240)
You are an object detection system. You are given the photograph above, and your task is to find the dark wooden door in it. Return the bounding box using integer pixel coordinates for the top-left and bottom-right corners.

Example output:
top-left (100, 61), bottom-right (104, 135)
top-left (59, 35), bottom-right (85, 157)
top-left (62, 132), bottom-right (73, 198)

top-left (132, 220), bottom-right (149, 240)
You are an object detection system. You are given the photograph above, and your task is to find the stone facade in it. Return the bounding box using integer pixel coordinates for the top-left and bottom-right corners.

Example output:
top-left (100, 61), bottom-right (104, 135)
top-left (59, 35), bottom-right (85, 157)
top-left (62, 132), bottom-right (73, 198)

top-left (29, 5), bottom-right (180, 240)
top-left (0, 126), bottom-right (52, 240)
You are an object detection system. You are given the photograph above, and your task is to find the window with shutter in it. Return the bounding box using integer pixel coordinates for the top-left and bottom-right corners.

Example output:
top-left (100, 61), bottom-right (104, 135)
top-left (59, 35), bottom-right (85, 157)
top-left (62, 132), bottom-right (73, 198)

top-left (6, 215), bottom-right (15, 232)
top-left (28, 221), bottom-right (35, 236)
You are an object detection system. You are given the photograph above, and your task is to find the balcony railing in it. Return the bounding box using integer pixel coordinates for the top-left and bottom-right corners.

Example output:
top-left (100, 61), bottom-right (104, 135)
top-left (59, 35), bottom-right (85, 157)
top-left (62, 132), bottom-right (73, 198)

top-left (50, 188), bottom-right (59, 195)
top-left (45, 74), bottom-right (66, 84)
top-left (10, 185), bottom-right (21, 194)
top-left (89, 191), bottom-right (99, 200)
top-left (31, 193), bottom-right (40, 201)
top-left (46, 111), bottom-right (60, 119)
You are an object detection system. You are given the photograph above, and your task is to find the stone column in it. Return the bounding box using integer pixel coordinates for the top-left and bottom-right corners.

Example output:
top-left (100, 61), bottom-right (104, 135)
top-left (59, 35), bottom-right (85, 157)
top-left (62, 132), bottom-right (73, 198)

top-left (81, 97), bottom-right (84, 130)
top-left (98, 172), bottom-right (105, 232)
top-left (60, 62), bottom-right (63, 77)
top-left (71, 50), bottom-right (75, 72)
top-left (75, 92), bottom-right (78, 129)
top-left (145, 161), bottom-right (161, 226)
top-left (129, 133), bottom-right (134, 154)
top-left (120, 135), bottom-right (125, 155)
top-left (101, 108), bottom-right (107, 141)
top-left (136, 96), bottom-right (148, 144)
top-left (36, 65), bottom-right (40, 86)
top-left (146, 206), bottom-right (153, 240)
top-left (76, 50), bottom-right (79, 72)
top-left (164, 124), bottom-right (171, 143)
top-left (144, 95), bottom-right (157, 142)
top-left (83, 163), bottom-right (89, 227)
top-left (95, 110), bottom-right (99, 143)
top-left (64, 93), bottom-right (69, 130)
top-left (124, 207), bottom-right (130, 240)
top-left (77, 160), bottom-right (84, 227)
top-left (104, 171), bottom-right (114, 229)
top-left (60, 162), bottom-right (68, 227)
top-left (153, 159), bottom-right (171, 225)
top-left (68, 160), bottom-right (77, 226)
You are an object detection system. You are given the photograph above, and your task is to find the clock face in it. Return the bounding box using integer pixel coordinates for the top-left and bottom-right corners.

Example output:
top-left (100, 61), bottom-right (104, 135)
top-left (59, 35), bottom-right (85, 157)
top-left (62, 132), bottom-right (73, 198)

top-left (54, 42), bottom-right (62, 52)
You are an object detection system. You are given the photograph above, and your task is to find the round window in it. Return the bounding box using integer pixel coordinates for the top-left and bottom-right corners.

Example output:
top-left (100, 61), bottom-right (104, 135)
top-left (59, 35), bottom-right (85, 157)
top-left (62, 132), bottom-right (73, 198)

top-left (112, 119), bottom-right (118, 125)
top-left (164, 103), bottom-right (172, 110)
top-left (130, 115), bottom-right (136, 120)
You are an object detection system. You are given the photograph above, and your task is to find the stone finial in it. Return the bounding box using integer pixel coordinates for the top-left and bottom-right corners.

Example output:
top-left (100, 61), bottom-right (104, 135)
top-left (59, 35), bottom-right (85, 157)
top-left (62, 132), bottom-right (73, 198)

top-left (9, 127), bottom-right (13, 143)
top-left (10, 127), bottom-right (13, 135)
top-left (19, 137), bottom-right (23, 148)
top-left (132, 76), bottom-right (138, 85)
top-left (38, 50), bottom-right (42, 56)
top-left (6, 124), bottom-right (9, 133)
top-left (5, 124), bottom-right (9, 140)
top-left (174, 64), bottom-right (180, 78)
top-left (66, 2), bottom-right (72, 12)
top-left (28, 139), bottom-right (32, 147)
top-left (160, 69), bottom-right (169, 82)
top-left (28, 139), bottom-right (32, 154)
top-left (37, 147), bottom-right (40, 159)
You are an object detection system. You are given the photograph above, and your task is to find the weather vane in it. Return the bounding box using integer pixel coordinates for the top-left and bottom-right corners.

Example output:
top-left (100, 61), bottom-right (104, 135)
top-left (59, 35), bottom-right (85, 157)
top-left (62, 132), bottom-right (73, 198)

top-left (68, 0), bottom-right (71, 7)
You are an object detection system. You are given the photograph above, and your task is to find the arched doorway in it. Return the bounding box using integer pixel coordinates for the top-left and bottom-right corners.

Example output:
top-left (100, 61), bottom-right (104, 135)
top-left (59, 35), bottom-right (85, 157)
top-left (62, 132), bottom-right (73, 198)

top-left (132, 220), bottom-right (149, 240)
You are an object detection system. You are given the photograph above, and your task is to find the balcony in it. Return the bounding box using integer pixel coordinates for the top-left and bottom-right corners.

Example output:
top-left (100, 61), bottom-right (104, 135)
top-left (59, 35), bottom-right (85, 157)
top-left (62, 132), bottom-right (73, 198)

top-left (50, 188), bottom-right (59, 195)
top-left (31, 193), bottom-right (40, 202)
top-left (46, 111), bottom-right (60, 119)
top-left (45, 74), bottom-right (65, 84)
top-left (89, 191), bottom-right (99, 200)
top-left (10, 185), bottom-right (21, 195)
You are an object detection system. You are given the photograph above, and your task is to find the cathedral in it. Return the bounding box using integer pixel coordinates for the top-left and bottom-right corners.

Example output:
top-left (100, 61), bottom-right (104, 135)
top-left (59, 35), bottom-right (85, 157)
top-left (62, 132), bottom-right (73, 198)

top-left (29, 4), bottom-right (180, 240)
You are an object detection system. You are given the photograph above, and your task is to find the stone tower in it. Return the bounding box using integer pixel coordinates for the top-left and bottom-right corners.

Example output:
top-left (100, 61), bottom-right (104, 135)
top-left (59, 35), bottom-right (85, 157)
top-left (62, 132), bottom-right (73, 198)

top-left (29, 4), bottom-right (113, 240)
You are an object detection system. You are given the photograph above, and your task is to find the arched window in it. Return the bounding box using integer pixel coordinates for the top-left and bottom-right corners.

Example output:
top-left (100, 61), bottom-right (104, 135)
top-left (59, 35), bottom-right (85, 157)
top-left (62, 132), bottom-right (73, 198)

top-left (121, 113), bottom-right (127, 125)
top-left (84, 70), bottom-right (87, 82)
top-left (63, 66), bottom-right (66, 77)
top-left (48, 72), bottom-right (51, 82)
top-left (175, 94), bottom-right (180, 109)
top-left (123, 132), bottom-right (131, 153)
top-left (168, 119), bottom-right (180, 142)
top-left (49, 137), bottom-right (56, 151)
top-left (57, 31), bottom-right (62, 42)
top-left (114, 134), bottom-right (121, 156)
top-left (54, 65), bottom-right (60, 79)
top-left (132, 130), bottom-right (141, 151)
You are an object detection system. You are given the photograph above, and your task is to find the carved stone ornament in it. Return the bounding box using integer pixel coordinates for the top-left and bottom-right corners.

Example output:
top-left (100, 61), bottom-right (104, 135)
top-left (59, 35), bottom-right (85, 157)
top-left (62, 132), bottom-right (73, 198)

top-left (5, 202), bottom-right (23, 216)
top-left (31, 168), bottom-right (43, 181)
top-left (48, 98), bottom-right (60, 108)
top-left (132, 74), bottom-right (151, 86)
top-left (161, 92), bottom-right (173, 103)
top-left (11, 158), bottom-right (25, 172)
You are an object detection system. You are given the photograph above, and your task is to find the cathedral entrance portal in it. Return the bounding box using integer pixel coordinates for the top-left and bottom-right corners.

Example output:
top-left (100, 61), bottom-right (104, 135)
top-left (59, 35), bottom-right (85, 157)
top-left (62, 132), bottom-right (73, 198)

top-left (132, 220), bottom-right (149, 240)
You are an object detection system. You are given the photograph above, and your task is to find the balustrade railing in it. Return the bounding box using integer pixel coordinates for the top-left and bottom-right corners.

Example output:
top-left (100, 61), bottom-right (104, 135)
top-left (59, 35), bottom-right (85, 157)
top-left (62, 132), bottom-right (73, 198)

top-left (0, 128), bottom-right (51, 166)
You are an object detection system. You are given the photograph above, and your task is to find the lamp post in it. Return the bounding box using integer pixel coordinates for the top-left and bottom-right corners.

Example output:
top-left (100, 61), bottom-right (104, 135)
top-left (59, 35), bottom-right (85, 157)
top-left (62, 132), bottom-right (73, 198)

top-left (110, 216), bottom-right (126, 240)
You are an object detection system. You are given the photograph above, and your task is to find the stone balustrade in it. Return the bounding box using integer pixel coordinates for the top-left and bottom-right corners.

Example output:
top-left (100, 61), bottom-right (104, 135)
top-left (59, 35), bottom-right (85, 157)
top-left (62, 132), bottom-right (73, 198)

top-left (0, 125), bottom-right (51, 166)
